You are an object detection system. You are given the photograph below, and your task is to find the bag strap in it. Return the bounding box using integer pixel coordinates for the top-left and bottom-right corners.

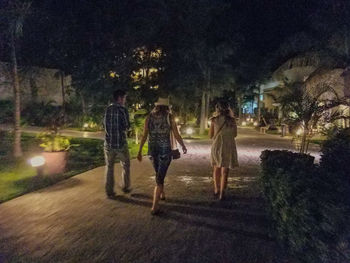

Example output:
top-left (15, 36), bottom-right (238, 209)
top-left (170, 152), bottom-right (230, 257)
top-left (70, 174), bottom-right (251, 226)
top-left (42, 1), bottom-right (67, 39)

top-left (168, 114), bottom-right (177, 150)
top-left (213, 118), bottom-right (227, 140)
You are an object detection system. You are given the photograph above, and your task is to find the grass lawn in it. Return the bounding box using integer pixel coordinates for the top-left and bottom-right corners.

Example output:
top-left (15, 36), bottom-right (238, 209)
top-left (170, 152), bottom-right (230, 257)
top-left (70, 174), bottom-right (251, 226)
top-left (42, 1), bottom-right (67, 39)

top-left (0, 131), bottom-right (147, 203)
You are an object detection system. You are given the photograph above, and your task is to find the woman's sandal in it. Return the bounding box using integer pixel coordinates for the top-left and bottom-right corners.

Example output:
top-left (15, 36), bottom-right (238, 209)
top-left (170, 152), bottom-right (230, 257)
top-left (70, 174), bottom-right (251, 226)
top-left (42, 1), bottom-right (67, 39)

top-left (151, 209), bottom-right (161, 215)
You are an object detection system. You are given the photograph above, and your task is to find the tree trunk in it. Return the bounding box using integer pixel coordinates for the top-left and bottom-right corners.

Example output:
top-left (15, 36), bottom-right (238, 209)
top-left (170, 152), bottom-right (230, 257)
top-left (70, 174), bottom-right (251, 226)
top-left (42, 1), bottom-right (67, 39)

top-left (135, 130), bottom-right (139, 144)
top-left (80, 92), bottom-right (87, 116)
top-left (11, 33), bottom-right (22, 158)
top-left (238, 96), bottom-right (242, 121)
top-left (205, 92), bottom-right (210, 128)
top-left (300, 127), bottom-right (309, 154)
top-left (60, 71), bottom-right (66, 125)
top-left (199, 91), bottom-right (206, 135)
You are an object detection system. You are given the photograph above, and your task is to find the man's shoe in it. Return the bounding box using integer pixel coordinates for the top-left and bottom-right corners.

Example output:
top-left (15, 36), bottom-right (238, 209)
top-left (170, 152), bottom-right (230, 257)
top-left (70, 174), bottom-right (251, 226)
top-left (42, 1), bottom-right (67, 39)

top-left (122, 188), bottom-right (132, 194)
top-left (107, 192), bottom-right (117, 199)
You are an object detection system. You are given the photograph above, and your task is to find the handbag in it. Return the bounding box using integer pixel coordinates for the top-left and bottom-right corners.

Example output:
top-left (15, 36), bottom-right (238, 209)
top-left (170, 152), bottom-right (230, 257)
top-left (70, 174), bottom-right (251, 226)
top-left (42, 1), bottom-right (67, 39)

top-left (168, 114), bottom-right (181, 159)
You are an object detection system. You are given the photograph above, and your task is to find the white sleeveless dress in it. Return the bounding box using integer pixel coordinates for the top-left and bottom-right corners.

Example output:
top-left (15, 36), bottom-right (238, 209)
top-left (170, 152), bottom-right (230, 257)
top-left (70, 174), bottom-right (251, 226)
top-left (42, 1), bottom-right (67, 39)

top-left (210, 115), bottom-right (239, 169)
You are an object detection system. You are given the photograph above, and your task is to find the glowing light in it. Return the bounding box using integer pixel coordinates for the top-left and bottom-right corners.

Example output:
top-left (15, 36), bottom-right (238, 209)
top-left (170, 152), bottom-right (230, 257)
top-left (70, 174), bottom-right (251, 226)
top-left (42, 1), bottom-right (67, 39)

top-left (253, 121), bottom-right (258, 126)
top-left (242, 121), bottom-right (247, 126)
top-left (296, 128), bottom-right (303, 136)
top-left (186, 128), bottom-right (193, 135)
top-left (246, 118), bottom-right (250, 122)
top-left (83, 123), bottom-right (89, 128)
top-left (109, 71), bottom-right (120, 78)
top-left (30, 156), bottom-right (46, 167)
top-left (175, 117), bottom-right (179, 123)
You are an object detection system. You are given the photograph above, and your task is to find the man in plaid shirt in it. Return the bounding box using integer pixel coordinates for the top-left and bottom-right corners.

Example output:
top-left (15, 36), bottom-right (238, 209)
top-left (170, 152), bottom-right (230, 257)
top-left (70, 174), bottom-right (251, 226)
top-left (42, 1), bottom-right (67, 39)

top-left (104, 90), bottom-right (131, 198)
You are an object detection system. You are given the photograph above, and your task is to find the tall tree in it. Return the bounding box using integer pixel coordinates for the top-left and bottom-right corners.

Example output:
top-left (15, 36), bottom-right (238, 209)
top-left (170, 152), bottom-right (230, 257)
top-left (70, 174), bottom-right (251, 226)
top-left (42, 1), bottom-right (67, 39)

top-left (0, 0), bottom-right (31, 157)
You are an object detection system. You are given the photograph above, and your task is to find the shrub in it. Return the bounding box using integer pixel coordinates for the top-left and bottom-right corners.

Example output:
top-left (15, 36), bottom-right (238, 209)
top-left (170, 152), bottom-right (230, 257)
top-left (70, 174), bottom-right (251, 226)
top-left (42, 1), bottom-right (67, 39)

top-left (260, 139), bottom-right (350, 263)
top-left (0, 100), bottom-right (13, 123)
top-left (21, 101), bottom-right (60, 126)
top-left (38, 133), bottom-right (71, 152)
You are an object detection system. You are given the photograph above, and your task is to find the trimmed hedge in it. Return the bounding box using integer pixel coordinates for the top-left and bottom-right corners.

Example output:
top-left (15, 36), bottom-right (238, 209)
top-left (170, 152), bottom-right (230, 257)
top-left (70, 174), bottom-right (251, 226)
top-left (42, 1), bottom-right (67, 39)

top-left (260, 129), bottom-right (350, 263)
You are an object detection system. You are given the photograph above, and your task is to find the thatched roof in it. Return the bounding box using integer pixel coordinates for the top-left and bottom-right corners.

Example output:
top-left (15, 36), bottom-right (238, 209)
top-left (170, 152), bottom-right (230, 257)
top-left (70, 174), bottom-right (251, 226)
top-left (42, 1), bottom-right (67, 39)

top-left (305, 68), bottom-right (345, 99)
top-left (272, 52), bottom-right (338, 83)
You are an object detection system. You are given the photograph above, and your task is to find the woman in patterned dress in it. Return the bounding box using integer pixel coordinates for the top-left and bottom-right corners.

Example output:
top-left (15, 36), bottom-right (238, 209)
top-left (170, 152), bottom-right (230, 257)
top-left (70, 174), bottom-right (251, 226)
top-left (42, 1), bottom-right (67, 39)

top-left (137, 98), bottom-right (187, 215)
top-left (209, 101), bottom-right (239, 200)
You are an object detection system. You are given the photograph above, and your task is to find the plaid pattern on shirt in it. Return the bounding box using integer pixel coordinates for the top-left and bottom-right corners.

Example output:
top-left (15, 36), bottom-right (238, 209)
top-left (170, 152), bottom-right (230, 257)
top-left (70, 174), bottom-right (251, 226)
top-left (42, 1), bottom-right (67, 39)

top-left (104, 103), bottom-right (130, 149)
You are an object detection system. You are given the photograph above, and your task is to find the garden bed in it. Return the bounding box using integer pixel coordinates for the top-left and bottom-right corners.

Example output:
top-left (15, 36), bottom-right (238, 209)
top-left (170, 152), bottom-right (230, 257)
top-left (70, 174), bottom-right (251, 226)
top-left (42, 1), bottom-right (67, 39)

top-left (0, 131), bottom-right (146, 203)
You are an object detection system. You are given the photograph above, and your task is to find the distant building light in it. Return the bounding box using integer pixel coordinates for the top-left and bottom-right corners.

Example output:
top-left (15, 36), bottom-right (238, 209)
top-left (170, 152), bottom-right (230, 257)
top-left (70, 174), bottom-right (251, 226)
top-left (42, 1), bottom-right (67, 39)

top-left (296, 128), bottom-right (303, 136)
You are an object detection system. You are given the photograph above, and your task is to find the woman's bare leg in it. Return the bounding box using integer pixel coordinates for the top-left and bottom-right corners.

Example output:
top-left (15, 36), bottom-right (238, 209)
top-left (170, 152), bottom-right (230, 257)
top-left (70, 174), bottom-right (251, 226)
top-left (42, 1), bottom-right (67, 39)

top-left (160, 188), bottom-right (165, 200)
top-left (219, 168), bottom-right (229, 200)
top-left (213, 166), bottom-right (221, 195)
top-left (151, 184), bottom-right (163, 212)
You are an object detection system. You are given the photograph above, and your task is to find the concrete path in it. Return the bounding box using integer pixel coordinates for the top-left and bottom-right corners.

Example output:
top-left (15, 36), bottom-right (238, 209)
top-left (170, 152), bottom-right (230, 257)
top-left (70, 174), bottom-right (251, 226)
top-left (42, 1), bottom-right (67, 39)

top-left (0, 128), bottom-right (318, 263)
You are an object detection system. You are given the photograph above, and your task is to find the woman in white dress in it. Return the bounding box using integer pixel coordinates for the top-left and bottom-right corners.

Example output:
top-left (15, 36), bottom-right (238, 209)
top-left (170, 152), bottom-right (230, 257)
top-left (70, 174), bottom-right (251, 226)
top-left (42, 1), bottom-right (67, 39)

top-left (209, 101), bottom-right (239, 200)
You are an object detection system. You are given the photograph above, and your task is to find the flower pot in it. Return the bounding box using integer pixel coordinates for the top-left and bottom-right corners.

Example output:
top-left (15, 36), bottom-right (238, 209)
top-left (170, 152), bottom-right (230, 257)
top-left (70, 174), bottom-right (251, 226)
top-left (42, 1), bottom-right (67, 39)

top-left (42, 151), bottom-right (68, 175)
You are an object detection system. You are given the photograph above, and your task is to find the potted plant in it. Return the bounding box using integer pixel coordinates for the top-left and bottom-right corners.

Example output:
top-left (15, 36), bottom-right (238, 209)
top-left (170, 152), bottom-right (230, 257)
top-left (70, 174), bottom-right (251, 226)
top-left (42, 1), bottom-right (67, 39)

top-left (38, 130), bottom-right (71, 175)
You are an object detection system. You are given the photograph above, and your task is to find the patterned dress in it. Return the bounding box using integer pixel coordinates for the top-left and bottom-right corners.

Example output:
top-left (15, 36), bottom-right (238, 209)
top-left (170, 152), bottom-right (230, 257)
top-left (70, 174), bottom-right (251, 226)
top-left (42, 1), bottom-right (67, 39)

top-left (147, 112), bottom-right (172, 185)
top-left (211, 115), bottom-right (239, 169)
top-left (148, 113), bottom-right (172, 156)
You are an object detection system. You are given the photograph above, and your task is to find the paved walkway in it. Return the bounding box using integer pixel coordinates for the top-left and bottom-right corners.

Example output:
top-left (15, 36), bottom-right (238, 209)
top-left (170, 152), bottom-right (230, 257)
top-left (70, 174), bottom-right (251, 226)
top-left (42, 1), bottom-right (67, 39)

top-left (0, 128), bottom-right (318, 263)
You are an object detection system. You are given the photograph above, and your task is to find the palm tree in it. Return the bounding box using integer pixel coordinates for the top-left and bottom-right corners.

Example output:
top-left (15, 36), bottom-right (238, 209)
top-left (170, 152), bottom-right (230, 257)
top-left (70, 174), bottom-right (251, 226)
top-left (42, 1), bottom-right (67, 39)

top-left (278, 82), bottom-right (348, 153)
top-left (1, 0), bottom-right (31, 157)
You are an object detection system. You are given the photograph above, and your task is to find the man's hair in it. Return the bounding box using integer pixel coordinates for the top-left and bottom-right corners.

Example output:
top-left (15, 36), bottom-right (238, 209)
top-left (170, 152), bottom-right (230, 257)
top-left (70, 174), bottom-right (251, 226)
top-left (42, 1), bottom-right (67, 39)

top-left (113, 90), bottom-right (126, 101)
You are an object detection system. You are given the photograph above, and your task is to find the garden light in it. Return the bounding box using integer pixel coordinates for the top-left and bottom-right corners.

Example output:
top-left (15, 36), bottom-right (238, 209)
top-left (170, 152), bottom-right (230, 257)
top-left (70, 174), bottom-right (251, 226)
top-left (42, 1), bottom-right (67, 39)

top-left (30, 156), bottom-right (46, 167)
top-left (29, 156), bottom-right (46, 176)
top-left (246, 118), bottom-right (250, 122)
top-left (186, 128), bottom-right (193, 136)
top-left (242, 121), bottom-right (247, 126)
top-left (253, 121), bottom-right (258, 126)
top-left (83, 123), bottom-right (89, 128)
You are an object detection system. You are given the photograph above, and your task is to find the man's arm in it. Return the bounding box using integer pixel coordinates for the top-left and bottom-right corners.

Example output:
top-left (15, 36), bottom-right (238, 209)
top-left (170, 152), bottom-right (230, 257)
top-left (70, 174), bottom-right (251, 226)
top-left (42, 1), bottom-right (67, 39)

top-left (104, 106), bottom-right (112, 134)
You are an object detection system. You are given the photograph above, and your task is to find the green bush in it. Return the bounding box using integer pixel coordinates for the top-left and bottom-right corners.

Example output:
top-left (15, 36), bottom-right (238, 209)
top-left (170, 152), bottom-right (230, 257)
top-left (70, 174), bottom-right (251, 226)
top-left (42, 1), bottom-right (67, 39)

top-left (0, 100), bottom-right (13, 124)
top-left (21, 101), bottom-right (60, 126)
top-left (260, 137), bottom-right (350, 263)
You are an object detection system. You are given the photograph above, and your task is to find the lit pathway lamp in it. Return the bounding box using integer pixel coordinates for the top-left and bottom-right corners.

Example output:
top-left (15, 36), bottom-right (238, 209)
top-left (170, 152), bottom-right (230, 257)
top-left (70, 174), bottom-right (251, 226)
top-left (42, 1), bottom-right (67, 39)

top-left (186, 127), bottom-right (193, 139)
top-left (30, 156), bottom-right (46, 176)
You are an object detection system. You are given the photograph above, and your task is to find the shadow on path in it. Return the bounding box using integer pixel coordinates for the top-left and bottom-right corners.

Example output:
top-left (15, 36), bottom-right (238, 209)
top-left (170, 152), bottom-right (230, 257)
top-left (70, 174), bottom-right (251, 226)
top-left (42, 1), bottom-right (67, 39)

top-left (114, 195), bottom-right (272, 242)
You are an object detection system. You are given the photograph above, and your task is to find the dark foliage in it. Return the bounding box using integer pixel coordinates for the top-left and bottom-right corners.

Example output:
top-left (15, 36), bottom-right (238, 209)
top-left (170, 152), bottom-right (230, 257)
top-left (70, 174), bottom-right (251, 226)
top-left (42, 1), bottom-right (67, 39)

top-left (0, 100), bottom-right (13, 124)
top-left (260, 131), bottom-right (350, 262)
